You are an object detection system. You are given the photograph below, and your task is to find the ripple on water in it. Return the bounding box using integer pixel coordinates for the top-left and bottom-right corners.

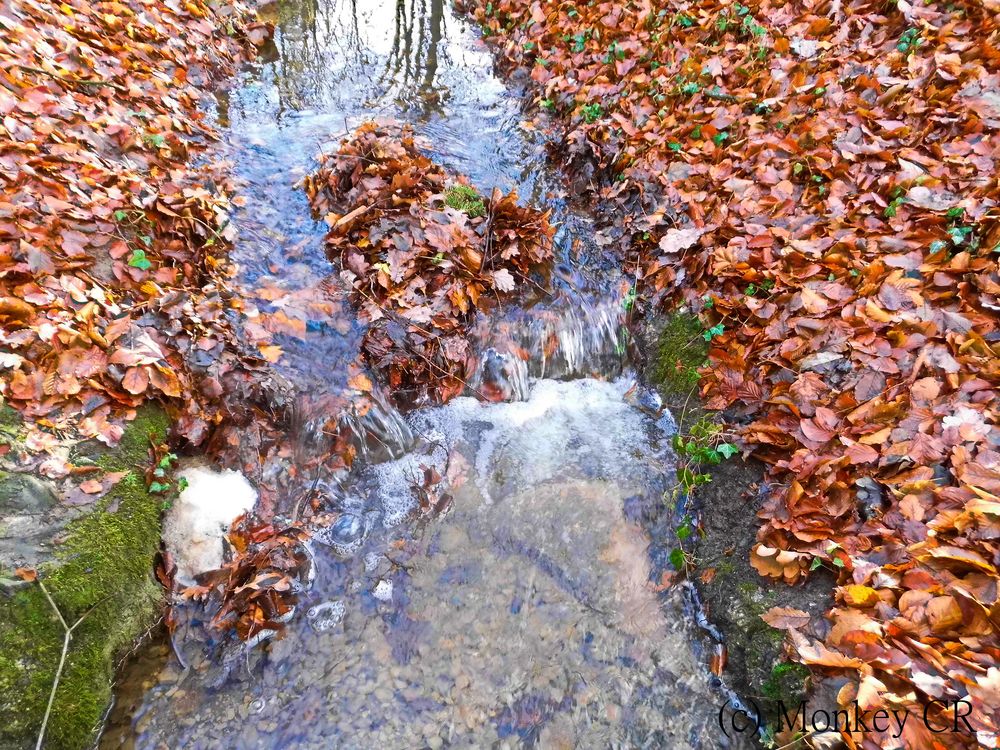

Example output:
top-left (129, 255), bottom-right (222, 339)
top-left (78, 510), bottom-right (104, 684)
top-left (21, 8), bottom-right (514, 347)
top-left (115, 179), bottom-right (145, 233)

top-left (115, 377), bottom-right (750, 749)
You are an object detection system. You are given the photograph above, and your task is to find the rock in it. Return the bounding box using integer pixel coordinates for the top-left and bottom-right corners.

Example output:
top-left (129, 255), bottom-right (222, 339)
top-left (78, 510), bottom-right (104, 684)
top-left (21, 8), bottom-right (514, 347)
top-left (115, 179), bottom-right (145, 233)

top-left (162, 464), bottom-right (258, 583)
top-left (372, 579), bottom-right (393, 602)
top-left (0, 472), bottom-right (57, 514)
top-left (0, 472), bottom-right (63, 569)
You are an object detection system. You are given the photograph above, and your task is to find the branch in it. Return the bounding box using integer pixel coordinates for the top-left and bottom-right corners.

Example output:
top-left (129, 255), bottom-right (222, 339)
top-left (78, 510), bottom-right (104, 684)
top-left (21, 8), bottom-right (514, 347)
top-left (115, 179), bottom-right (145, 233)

top-left (36, 581), bottom-right (111, 750)
top-left (17, 64), bottom-right (127, 92)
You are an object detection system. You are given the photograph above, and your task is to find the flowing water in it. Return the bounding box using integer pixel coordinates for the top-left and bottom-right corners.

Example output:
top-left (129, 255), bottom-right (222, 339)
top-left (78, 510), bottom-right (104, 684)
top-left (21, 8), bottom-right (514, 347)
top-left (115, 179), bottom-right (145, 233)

top-left (100, 1), bottom-right (753, 747)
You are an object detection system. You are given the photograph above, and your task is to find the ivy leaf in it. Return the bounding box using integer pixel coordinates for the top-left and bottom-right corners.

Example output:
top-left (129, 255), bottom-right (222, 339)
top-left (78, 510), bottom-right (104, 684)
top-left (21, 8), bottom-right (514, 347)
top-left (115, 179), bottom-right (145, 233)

top-left (717, 443), bottom-right (739, 459)
top-left (128, 249), bottom-right (152, 270)
top-left (669, 548), bottom-right (686, 570)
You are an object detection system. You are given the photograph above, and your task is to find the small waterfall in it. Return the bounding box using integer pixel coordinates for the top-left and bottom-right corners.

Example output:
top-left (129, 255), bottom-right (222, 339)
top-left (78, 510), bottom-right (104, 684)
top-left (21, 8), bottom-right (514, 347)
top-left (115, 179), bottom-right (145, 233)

top-left (337, 387), bottom-right (416, 463)
top-left (470, 299), bottom-right (628, 402)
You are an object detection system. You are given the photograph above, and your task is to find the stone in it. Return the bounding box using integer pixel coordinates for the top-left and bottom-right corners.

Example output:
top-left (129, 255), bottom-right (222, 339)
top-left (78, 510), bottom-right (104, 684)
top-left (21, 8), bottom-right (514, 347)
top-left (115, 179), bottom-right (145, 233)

top-left (0, 472), bottom-right (57, 514)
top-left (162, 463), bottom-right (258, 583)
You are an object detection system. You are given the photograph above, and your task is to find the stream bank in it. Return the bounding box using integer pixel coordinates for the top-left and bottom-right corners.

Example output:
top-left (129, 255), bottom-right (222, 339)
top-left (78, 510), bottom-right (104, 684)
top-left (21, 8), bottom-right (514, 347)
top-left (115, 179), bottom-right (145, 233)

top-left (637, 314), bottom-right (832, 731)
top-left (0, 406), bottom-right (170, 750)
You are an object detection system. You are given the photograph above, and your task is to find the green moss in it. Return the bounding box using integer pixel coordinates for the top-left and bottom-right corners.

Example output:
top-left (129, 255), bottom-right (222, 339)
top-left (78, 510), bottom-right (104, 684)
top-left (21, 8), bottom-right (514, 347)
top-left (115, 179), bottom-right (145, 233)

top-left (444, 184), bottom-right (486, 218)
top-left (649, 312), bottom-right (707, 397)
top-left (0, 405), bottom-right (23, 448)
top-left (0, 404), bottom-right (21, 428)
top-left (761, 661), bottom-right (810, 702)
top-left (714, 559), bottom-right (735, 578)
top-left (83, 403), bottom-right (170, 473)
top-left (0, 410), bottom-right (169, 750)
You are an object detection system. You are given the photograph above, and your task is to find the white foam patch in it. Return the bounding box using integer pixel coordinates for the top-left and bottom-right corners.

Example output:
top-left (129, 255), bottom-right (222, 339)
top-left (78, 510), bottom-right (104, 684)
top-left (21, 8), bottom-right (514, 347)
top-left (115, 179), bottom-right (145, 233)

top-left (366, 430), bottom-right (449, 527)
top-left (413, 377), bottom-right (672, 504)
top-left (162, 465), bottom-right (258, 584)
top-left (355, 377), bottom-right (673, 529)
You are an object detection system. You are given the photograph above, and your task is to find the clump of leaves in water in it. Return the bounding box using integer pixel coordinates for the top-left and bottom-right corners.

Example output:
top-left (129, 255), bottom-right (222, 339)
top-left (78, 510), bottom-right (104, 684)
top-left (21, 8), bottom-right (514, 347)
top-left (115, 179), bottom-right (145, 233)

top-left (303, 123), bottom-right (555, 404)
top-left (445, 184), bottom-right (487, 217)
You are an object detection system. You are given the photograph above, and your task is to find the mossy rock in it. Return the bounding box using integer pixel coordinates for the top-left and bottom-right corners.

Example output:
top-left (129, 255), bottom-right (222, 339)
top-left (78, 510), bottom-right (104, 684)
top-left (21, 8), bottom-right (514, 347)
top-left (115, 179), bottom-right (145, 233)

top-left (646, 311), bottom-right (707, 399)
top-left (0, 405), bottom-right (24, 450)
top-left (0, 405), bottom-right (170, 750)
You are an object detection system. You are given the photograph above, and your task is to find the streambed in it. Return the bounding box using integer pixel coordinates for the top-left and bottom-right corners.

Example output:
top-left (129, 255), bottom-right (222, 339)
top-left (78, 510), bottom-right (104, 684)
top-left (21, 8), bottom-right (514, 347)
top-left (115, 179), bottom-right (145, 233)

top-left (100, 1), bottom-right (752, 747)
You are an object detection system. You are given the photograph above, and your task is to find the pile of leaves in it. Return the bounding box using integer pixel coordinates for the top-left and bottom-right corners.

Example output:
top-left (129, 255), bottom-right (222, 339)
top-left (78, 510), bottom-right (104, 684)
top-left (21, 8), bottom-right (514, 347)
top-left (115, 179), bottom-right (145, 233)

top-left (0, 0), bottom-right (274, 452)
top-left (464, 0), bottom-right (999, 745)
top-left (302, 122), bottom-right (554, 405)
top-left (180, 515), bottom-right (310, 643)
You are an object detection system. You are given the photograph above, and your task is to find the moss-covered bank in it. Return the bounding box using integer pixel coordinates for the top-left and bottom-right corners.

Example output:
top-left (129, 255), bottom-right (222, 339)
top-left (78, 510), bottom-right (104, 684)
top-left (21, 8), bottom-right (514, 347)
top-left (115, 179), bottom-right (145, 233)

top-left (638, 311), bottom-right (831, 732)
top-left (0, 406), bottom-right (170, 750)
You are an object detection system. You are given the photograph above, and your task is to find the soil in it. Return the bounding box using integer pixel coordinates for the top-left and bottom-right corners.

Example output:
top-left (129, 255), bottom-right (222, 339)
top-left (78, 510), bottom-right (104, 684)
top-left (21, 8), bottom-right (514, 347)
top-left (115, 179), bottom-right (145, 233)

top-left (634, 309), bottom-right (835, 737)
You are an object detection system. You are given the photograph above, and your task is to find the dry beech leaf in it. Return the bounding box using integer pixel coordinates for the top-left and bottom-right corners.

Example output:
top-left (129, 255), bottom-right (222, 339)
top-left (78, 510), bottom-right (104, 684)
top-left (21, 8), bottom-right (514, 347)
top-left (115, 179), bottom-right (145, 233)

top-left (761, 606), bottom-right (811, 630)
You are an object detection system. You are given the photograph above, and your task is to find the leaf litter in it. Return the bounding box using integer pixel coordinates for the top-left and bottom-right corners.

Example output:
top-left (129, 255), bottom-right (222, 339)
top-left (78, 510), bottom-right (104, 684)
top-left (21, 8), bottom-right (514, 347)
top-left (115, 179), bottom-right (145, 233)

top-left (302, 121), bottom-right (555, 406)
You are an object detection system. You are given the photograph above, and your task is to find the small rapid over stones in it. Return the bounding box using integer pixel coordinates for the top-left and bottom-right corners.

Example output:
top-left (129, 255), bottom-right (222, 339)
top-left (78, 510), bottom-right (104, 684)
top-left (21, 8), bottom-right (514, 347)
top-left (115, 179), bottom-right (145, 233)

top-left (100, 0), bottom-right (753, 747)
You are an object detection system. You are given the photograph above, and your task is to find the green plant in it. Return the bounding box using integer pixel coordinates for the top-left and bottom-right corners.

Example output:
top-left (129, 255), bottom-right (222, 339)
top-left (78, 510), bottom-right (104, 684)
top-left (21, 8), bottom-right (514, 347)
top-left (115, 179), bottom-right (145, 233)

top-left (127, 248), bottom-right (152, 270)
top-left (884, 187), bottom-right (905, 218)
top-left (444, 185), bottom-right (486, 218)
top-left (673, 418), bottom-right (738, 466)
top-left (702, 322), bottom-right (724, 341)
top-left (603, 42), bottom-right (625, 63)
top-left (114, 209), bottom-right (155, 269)
top-left (622, 283), bottom-right (637, 311)
top-left (897, 27), bottom-right (921, 56)
top-left (148, 452), bottom-right (179, 495)
top-left (581, 102), bottom-right (603, 123)
top-left (668, 546), bottom-right (692, 571)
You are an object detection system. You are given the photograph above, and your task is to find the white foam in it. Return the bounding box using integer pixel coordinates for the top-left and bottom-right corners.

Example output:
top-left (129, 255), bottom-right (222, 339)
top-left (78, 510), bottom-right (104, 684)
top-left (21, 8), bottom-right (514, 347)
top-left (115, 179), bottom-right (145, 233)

top-left (162, 465), bottom-right (258, 584)
top-left (411, 377), bottom-right (670, 504)
top-left (323, 377), bottom-right (673, 542)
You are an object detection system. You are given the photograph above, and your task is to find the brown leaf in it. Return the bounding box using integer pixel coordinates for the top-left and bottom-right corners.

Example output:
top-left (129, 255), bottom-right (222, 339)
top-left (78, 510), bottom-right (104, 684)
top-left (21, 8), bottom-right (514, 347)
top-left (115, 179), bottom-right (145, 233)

top-left (761, 606), bottom-right (810, 630)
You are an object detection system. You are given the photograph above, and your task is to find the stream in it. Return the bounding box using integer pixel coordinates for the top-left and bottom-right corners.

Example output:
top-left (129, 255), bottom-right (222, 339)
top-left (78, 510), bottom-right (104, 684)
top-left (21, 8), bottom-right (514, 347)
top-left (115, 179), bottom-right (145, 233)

top-left (99, 1), bottom-right (752, 747)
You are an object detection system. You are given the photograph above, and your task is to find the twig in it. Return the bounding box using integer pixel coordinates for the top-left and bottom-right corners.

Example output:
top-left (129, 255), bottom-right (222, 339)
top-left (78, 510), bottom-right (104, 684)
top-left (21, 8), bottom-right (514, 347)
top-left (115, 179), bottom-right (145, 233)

top-left (773, 728), bottom-right (817, 750)
top-left (704, 88), bottom-right (747, 104)
top-left (17, 64), bottom-right (126, 92)
top-left (36, 581), bottom-right (108, 750)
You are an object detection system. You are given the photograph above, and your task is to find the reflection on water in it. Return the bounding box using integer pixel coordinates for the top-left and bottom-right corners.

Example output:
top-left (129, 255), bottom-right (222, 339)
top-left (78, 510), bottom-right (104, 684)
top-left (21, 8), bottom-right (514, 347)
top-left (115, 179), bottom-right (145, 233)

top-left (219, 0), bottom-right (614, 401)
top-left (99, 0), bottom-right (744, 747)
top-left (256, 0), bottom-right (451, 119)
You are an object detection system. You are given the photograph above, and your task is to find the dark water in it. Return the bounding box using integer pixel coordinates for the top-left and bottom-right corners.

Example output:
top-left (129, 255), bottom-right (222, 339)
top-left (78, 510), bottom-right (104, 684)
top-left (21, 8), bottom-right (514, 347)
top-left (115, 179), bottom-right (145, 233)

top-left (99, 1), bottom-right (751, 747)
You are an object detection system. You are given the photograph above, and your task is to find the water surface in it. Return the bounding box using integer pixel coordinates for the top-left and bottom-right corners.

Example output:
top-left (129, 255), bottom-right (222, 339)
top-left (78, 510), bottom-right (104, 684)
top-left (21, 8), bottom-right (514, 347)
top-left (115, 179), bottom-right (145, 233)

top-left (100, 1), bottom-right (749, 747)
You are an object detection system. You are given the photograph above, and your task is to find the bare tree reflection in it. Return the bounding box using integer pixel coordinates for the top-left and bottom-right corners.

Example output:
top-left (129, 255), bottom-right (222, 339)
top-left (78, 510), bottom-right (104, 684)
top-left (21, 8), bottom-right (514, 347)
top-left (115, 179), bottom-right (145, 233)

top-left (223, 0), bottom-right (452, 123)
